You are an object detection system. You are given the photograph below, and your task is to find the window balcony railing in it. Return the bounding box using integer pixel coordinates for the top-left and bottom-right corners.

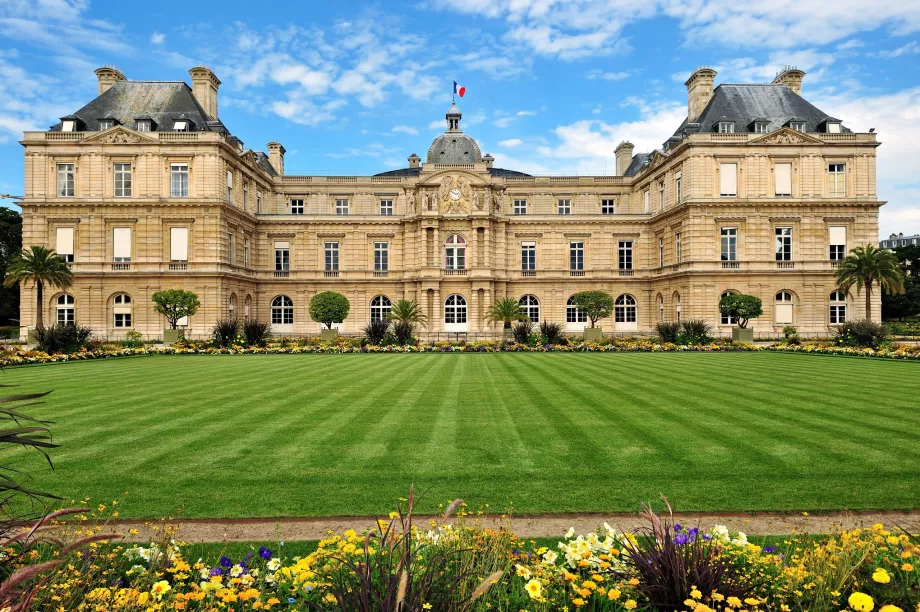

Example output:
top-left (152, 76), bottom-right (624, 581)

top-left (373, 271), bottom-right (389, 278)
top-left (570, 270), bottom-right (585, 277)
top-left (168, 263), bottom-right (188, 271)
top-left (721, 261), bottom-right (740, 269)
top-left (830, 261), bottom-right (841, 268)
top-left (274, 270), bottom-right (290, 278)
top-left (776, 261), bottom-right (795, 269)
top-left (618, 269), bottom-right (634, 277)
top-left (111, 263), bottom-right (131, 271)
top-left (444, 268), bottom-right (468, 276)
top-left (521, 270), bottom-right (537, 277)
top-left (324, 270), bottom-right (340, 278)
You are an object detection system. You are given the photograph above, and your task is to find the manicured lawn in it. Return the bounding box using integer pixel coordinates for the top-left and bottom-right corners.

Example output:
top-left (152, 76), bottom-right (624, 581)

top-left (5, 352), bottom-right (920, 519)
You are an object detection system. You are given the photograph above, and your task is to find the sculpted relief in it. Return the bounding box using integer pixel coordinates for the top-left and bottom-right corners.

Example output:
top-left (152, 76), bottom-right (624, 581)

top-left (410, 175), bottom-right (505, 215)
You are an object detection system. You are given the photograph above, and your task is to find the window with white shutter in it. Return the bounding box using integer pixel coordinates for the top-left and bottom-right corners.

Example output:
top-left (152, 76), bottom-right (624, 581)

top-left (56, 227), bottom-right (74, 262)
top-left (774, 163), bottom-right (792, 197)
top-left (720, 163), bottom-right (737, 197)
top-left (829, 226), bottom-right (847, 261)
top-left (113, 227), bottom-right (131, 262)
top-left (170, 227), bottom-right (189, 262)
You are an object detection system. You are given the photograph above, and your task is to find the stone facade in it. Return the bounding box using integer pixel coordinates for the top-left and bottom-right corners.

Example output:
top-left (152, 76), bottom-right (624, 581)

top-left (16, 66), bottom-right (882, 338)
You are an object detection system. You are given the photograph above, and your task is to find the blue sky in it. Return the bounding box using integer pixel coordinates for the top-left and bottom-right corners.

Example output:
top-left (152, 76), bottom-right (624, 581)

top-left (1, 0), bottom-right (919, 238)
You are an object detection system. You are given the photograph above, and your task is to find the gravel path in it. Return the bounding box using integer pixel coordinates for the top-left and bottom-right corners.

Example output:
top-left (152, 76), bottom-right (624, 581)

top-left (106, 510), bottom-right (920, 543)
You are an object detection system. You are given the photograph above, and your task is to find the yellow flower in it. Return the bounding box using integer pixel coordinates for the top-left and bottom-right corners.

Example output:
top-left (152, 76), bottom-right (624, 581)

top-left (525, 578), bottom-right (542, 599)
top-left (624, 600), bottom-right (638, 610)
top-left (901, 563), bottom-right (914, 572)
top-left (848, 591), bottom-right (875, 611)
top-left (150, 581), bottom-right (171, 601)
top-left (879, 606), bottom-right (903, 612)
top-left (572, 597), bottom-right (585, 607)
top-left (422, 604), bottom-right (433, 610)
top-left (726, 596), bottom-right (742, 608)
top-left (608, 588), bottom-right (621, 600)
top-left (691, 587), bottom-right (702, 599)
top-left (872, 568), bottom-right (892, 584)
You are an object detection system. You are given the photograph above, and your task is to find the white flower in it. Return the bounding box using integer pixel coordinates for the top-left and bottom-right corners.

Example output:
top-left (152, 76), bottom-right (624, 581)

top-left (199, 567), bottom-right (210, 579)
top-left (565, 527), bottom-right (575, 539)
top-left (710, 525), bottom-right (731, 543)
top-left (731, 531), bottom-right (748, 547)
top-left (267, 558), bottom-right (281, 571)
top-left (230, 564), bottom-right (244, 577)
top-left (542, 550), bottom-right (558, 565)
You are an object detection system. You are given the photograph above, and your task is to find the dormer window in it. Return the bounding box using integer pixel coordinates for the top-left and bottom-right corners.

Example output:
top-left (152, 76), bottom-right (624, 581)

top-left (790, 121), bottom-right (806, 132)
top-left (136, 120), bottom-right (151, 132)
top-left (173, 120), bottom-right (188, 131)
top-left (754, 121), bottom-right (769, 134)
top-left (61, 120), bottom-right (76, 132)
top-left (717, 121), bottom-right (735, 133)
top-left (826, 122), bottom-right (841, 133)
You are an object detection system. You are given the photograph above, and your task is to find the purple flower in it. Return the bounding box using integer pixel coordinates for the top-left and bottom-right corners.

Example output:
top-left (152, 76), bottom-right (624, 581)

top-left (763, 546), bottom-right (777, 553)
top-left (674, 533), bottom-right (689, 546)
top-left (674, 523), bottom-right (683, 532)
top-left (259, 546), bottom-right (272, 560)
top-left (209, 567), bottom-right (224, 577)
top-left (219, 556), bottom-right (232, 568)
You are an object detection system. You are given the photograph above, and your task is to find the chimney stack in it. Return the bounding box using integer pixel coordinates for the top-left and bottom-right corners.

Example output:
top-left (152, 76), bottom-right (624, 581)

top-left (615, 141), bottom-right (634, 176)
top-left (685, 67), bottom-right (717, 122)
top-left (189, 66), bottom-right (221, 120)
top-left (267, 141), bottom-right (285, 176)
top-left (482, 153), bottom-right (494, 169)
top-left (408, 153), bottom-right (421, 169)
top-left (94, 66), bottom-right (126, 96)
top-left (772, 66), bottom-right (805, 95)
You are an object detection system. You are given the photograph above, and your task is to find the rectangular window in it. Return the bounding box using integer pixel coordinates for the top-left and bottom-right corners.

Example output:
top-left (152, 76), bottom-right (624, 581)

top-left (170, 227), bottom-right (189, 262)
top-left (57, 163), bottom-right (75, 197)
top-left (114, 312), bottom-right (131, 328)
top-left (829, 163), bottom-right (846, 196)
top-left (775, 227), bottom-right (792, 261)
top-left (113, 227), bottom-right (131, 262)
top-left (290, 199), bottom-right (304, 215)
top-left (643, 190), bottom-right (649, 213)
top-left (324, 242), bottom-right (339, 271)
top-left (775, 162), bottom-right (792, 197)
top-left (257, 191), bottom-right (262, 214)
top-left (659, 237), bottom-right (664, 267)
top-left (170, 163), bottom-right (188, 197)
top-left (675, 171), bottom-right (682, 203)
top-left (721, 227), bottom-right (737, 261)
top-left (827, 122), bottom-right (841, 133)
top-left (56, 227), bottom-right (74, 263)
top-left (99, 119), bottom-right (114, 130)
top-left (830, 302), bottom-right (846, 324)
top-left (830, 226), bottom-right (847, 261)
top-left (521, 241), bottom-right (536, 271)
top-left (379, 199), bottom-right (393, 216)
top-left (374, 242), bottom-right (389, 271)
top-left (335, 198), bottom-right (349, 215)
top-left (226, 170), bottom-right (233, 204)
top-left (557, 199), bottom-right (571, 215)
top-left (658, 182), bottom-right (665, 211)
top-left (675, 232), bottom-right (682, 263)
top-left (569, 241), bottom-right (584, 271)
top-left (228, 233), bottom-right (234, 264)
top-left (754, 122), bottom-right (769, 133)
top-left (514, 199), bottom-right (527, 215)
top-left (601, 199), bottom-right (615, 215)
top-left (274, 242), bottom-right (290, 271)
top-left (790, 122), bottom-right (806, 132)
top-left (137, 120), bottom-right (151, 132)
top-left (718, 122), bottom-right (735, 133)
top-left (244, 238), bottom-right (249, 267)
top-left (114, 162), bottom-right (132, 197)
top-left (719, 163), bottom-right (737, 197)
top-left (618, 241), bottom-right (633, 270)
top-left (174, 120), bottom-right (187, 131)
top-left (243, 181), bottom-right (248, 209)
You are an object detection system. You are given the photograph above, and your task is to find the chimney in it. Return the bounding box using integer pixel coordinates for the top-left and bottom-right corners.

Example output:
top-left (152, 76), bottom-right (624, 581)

top-left (267, 141), bottom-right (285, 176)
top-left (94, 66), bottom-right (126, 96)
top-left (614, 141), bottom-right (634, 176)
top-left (773, 66), bottom-right (805, 95)
top-left (482, 153), bottom-right (494, 169)
top-left (408, 153), bottom-right (421, 169)
top-left (685, 67), bottom-right (717, 122)
top-left (189, 66), bottom-right (221, 119)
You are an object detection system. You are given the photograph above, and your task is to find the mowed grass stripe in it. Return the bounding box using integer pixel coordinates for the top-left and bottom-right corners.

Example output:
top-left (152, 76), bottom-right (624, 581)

top-left (5, 352), bottom-right (920, 519)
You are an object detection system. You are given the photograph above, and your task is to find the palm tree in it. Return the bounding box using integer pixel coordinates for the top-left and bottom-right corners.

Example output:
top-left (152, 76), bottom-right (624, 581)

top-left (387, 299), bottom-right (428, 328)
top-left (484, 297), bottom-right (528, 330)
top-left (3, 246), bottom-right (73, 330)
top-left (835, 245), bottom-right (905, 321)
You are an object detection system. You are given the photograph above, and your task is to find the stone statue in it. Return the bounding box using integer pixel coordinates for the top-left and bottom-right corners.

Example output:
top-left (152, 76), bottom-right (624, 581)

top-left (422, 190), bottom-right (430, 211)
top-left (472, 189), bottom-right (482, 211)
top-left (492, 190), bottom-right (503, 213)
top-left (438, 176), bottom-right (453, 206)
top-left (407, 191), bottom-right (416, 213)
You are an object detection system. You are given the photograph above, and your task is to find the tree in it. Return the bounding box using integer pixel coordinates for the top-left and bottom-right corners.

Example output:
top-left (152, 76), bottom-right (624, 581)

top-left (484, 297), bottom-right (527, 330)
top-left (0, 208), bottom-right (22, 325)
top-left (572, 290), bottom-right (614, 328)
top-left (835, 245), bottom-right (905, 321)
top-left (718, 293), bottom-right (763, 328)
top-left (309, 291), bottom-right (350, 329)
top-left (152, 289), bottom-right (200, 330)
top-left (882, 245), bottom-right (920, 321)
top-left (387, 299), bottom-right (427, 328)
top-left (3, 246), bottom-right (72, 330)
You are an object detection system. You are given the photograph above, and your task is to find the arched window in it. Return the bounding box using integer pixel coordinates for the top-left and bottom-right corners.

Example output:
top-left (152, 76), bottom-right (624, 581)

top-left (245, 295), bottom-right (252, 319)
top-left (830, 291), bottom-right (847, 324)
top-left (444, 294), bottom-right (467, 329)
top-left (56, 294), bottom-right (74, 325)
top-left (370, 295), bottom-right (392, 322)
top-left (674, 293), bottom-right (681, 322)
top-left (519, 295), bottom-right (539, 322)
top-left (657, 293), bottom-right (664, 323)
top-left (720, 291), bottom-right (737, 325)
top-left (229, 293), bottom-right (236, 318)
top-left (566, 295), bottom-right (587, 328)
top-left (615, 294), bottom-right (637, 330)
top-left (775, 291), bottom-right (793, 325)
top-left (444, 234), bottom-right (466, 270)
top-left (113, 293), bottom-right (132, 328)
top-left (271, 295), bottom-right (294, 327)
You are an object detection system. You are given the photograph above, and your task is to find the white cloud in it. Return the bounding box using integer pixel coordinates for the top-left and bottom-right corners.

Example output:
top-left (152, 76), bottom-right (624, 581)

top-left (837, 39), bottom-right (864, 51)
top-left (871, 41), bottom-right (920, 58)
top-left (392, 125), bottom-right (418, 135)
top-left (151, 32), bottom-right (165, 45)
top-left (428, 119), bottom-right (444, 130)
top-left (587, 70), bottom-right (630, 81)
top-left (498, 138), bottom-right (522, 147)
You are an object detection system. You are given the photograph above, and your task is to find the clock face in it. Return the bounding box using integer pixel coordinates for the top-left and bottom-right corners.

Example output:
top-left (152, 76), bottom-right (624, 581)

top-left (449, 188), bottom-right (462, 201)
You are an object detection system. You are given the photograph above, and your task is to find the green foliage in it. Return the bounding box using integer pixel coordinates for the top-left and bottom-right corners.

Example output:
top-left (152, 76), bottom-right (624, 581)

top-left (834, 319), bottom-right (889, 349)
top-left (886, 321), bottom-right (920, 337)
top-left (719, 294), bottom-right (763, 328)
top-left (539, 321), bottom-right (565, 345)
top-left (392, 321), bottom-right (415, 345)
top-left (882, 244), bottom-right (920, 321)
top-left (655, 321), bottom-right (680, 343)
top-left (212, 319), bottom-right (240, 348)
top-left (363, 319), bottom-right (390, 345)
top-left (836, 245), bottom-right (905, 320)
top-left (309, 291), bottom-right (350, 329)
top-left (677, 318), bottom-right (713, 345)
top-left (782, 326), bottom-right (800, 345)
top-left (484, 297), bottom-right (527, 329)
top-left (34, 323), bottom-right (92, 354)
top-left (243, 320), bottom-right (271, 347)
top-left (511, 319), bottom-right (533, 344)
top-left (151, 290), bottom-right (200, 330)
top-left (120, 330), bottom-right (145, 348)
top-left (571, 291), bottom-right (614, 328)
top-left (0, 208), bottom-right (22, 326)
top-left (388, 299), bottom-right (427, 327)
top-left (3, 245), bottom-right (73, 330)
top-left (0, 386), bottom-right (58, 520)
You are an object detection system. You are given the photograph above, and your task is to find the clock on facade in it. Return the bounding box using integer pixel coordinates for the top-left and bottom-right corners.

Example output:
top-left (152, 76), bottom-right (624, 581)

top-left (449, 188), bottom-right (462, 201)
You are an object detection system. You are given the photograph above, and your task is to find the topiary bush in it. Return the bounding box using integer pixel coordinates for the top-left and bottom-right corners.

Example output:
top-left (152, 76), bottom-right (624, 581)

top-left (719, 294), bottom-right (763, 328)
top-left (834, 319), bottom-right (889, 349)
top-left (655, 321), bottom-right (680, 343)
top-left (34, 323), bottom-right (92, 354)
top-left (309, 291), bottom-right (350, 329)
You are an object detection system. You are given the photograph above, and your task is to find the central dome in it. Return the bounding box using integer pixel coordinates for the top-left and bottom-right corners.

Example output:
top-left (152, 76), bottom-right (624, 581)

top-left (427, 103), bottom-right (482, 164)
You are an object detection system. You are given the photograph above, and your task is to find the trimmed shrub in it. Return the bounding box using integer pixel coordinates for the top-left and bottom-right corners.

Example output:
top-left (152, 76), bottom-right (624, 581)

top-left (363, 319), bottom-right (390, 345)
top-left (571, 290), bottom-right (614, 328)
top-left (677, 318), bottom-right (712, 345)
top-left (719, 293), bottom-right (763, 328)
top-left (655, 321), bottom-right (680, 344)
top-left (512, 319), bottom-right (533, 344)
top-left (834, 319), bottom-right (889, 349)
top-left (539, 321), bottom-right (565, 345)
top-left (211, 319), bottom-right (240, 348)
top-left (243, 320), bottom-right (270, 347)
top-left (309, 291), bottom-right (350, 329)
top-left (34, 323), bottom-right (92, 354)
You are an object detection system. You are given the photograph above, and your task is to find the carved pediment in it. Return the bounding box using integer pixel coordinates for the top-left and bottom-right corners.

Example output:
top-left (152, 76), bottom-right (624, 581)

top-left (750, 128), bottom-right (823, 145)
top-left (82, 126), bottom-right (157, 144)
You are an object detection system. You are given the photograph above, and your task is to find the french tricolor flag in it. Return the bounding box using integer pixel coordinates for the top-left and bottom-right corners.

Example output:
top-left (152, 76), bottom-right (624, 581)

top-left (453, 81), bottom-right (466, 98)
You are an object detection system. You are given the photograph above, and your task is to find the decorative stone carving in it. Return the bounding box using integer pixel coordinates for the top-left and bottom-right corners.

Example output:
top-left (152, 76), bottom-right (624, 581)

top-left (491, 189), bottom-right (504, 213)
top-left (86, 128), bottom-right (148, 144)
top-left (752, 128), bottom-right (822, 145)
top-left (472, 189), bottom-right (482, 211)
top-left (406, 191), bottom-right (416, 213)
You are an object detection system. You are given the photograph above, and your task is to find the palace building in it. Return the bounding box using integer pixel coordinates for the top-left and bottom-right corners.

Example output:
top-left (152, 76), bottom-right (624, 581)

top-left (16, 64), bottom-right (882, 337)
